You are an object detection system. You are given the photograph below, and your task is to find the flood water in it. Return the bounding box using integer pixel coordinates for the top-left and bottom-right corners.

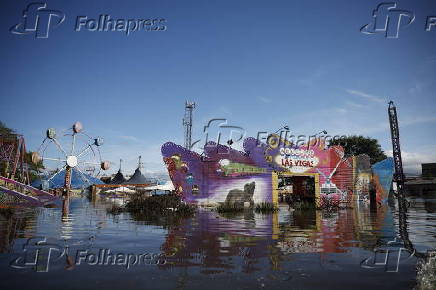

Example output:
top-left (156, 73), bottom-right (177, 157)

top-left (0, 192), bottom-right (435, 290)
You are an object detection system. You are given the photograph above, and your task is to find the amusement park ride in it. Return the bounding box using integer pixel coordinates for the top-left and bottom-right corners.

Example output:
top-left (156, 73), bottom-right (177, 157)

top-left (32, 122), bottom-right (110, 190)
top-left (388, 101), bottom-right (405, 194)
top-left (31, 122), bottom-right (110, 214)
top-left (387, 101), bottom-right (420, 256)
top-left (0, 122), bottom-right (110, 211)
top-left (0, 133), bottom-right (29, 183)
top-left (0, 132), bottom-right (57, 206)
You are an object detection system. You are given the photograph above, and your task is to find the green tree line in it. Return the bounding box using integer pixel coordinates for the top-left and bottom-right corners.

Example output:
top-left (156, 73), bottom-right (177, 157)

top-left (330, 135), bottom-right (387, 164)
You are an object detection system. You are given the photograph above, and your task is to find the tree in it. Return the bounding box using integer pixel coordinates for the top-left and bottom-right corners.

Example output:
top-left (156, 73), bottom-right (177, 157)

top-left (329, 135), bottom-right (387, 164)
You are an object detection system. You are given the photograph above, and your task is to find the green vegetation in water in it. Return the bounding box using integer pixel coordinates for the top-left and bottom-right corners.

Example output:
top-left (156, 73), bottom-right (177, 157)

top-left (217, 202), bottom-right (280, 214)
top-left (120, 194), bottom-right (196, 228)
top-left (216, 202), bottom-right (245, 213)
top-left (125, 194), bottom-right (196, 215)
top-left (416, 250), bottom-right (436, 290)
top-left (255, 202), bottom-right (279, 213)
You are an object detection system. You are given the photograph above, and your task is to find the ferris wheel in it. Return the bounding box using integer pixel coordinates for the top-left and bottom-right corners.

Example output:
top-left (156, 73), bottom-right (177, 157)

top-left (32, 122), bottom-right (110, 188)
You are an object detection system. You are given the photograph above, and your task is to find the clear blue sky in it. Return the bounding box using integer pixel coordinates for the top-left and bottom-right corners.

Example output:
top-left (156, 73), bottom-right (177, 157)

top-left (1, 0), bottom-right (435, 175)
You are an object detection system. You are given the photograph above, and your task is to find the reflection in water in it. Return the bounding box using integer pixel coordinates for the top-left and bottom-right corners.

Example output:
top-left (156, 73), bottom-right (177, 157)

top-left (0, 208), bottom-right (37, 253)
top-left (0, 194), bottom-right (434, 289)
top-left (396, 190), bottom-right (436, 288)
top-left (60, 214), bottom-right (74, 241)
top-left (159, 205), bottom-right (392, 275)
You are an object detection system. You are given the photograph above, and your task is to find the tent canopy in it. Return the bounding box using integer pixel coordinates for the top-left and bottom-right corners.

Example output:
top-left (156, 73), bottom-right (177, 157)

top-left (105, 186), bottom-right (136, 193)
top-left (110, 170), bottom-right (126, 184)
top-left (32, 168), bottom-right (104, 189)
top-left (123, 168), bottom-right (151, 185)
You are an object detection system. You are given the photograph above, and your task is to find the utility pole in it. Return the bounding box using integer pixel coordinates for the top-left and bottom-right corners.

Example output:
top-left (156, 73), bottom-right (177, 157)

top-left (183, 101), bottom-right (196, 149)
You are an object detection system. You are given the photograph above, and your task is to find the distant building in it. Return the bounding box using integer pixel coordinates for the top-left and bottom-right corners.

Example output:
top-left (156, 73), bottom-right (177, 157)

top-left (422, 163), bottom-right (436, 178)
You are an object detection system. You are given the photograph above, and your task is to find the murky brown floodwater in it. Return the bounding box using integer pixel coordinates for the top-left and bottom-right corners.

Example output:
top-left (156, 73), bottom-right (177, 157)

top-left (0, 192), bottom-right (435, 290)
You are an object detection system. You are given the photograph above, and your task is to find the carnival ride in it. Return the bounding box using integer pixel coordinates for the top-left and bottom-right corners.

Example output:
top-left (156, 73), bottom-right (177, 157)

top-left (32, 122), bottom-right (110, 190)
top-left (382, 101), bottom-right (433, 274)
top-left (0, 122), bottom-right (110, 208)
top-left (0, 132), bottom-right (58, 206)
top-left (0, 133), bottom-right (29, 183)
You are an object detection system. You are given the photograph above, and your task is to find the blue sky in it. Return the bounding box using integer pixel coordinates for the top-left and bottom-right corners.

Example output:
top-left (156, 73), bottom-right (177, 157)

top-left (1, 0), bottom-right (435, 175)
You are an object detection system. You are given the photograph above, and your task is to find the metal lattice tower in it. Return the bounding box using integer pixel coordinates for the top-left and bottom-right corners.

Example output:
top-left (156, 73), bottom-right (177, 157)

top-left (388, 101), bottom-right (405, 191)
top-left (138, 155), bottom-right (143, 170)
top-left (183, 101), bottom-right (196, 149)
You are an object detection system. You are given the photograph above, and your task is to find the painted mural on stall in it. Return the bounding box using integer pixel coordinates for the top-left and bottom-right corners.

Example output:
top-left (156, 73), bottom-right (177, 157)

top-left (161, 133), bottom-right (393, 207)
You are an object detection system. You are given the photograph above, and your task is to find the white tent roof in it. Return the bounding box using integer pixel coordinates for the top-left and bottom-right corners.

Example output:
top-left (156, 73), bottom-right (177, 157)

top-left (106, 186), bottom-right (136, 193)
top-left (144, 181), bottom-right (175, 191)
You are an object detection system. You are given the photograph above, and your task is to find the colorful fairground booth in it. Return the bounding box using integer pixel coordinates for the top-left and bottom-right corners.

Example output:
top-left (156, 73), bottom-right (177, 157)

top-left (161, 134), bottom-right (393, 208)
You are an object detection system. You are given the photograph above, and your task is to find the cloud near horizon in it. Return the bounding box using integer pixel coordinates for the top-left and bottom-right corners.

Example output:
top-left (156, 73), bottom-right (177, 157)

top-left (345, 89), bottom-right (386, 103)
